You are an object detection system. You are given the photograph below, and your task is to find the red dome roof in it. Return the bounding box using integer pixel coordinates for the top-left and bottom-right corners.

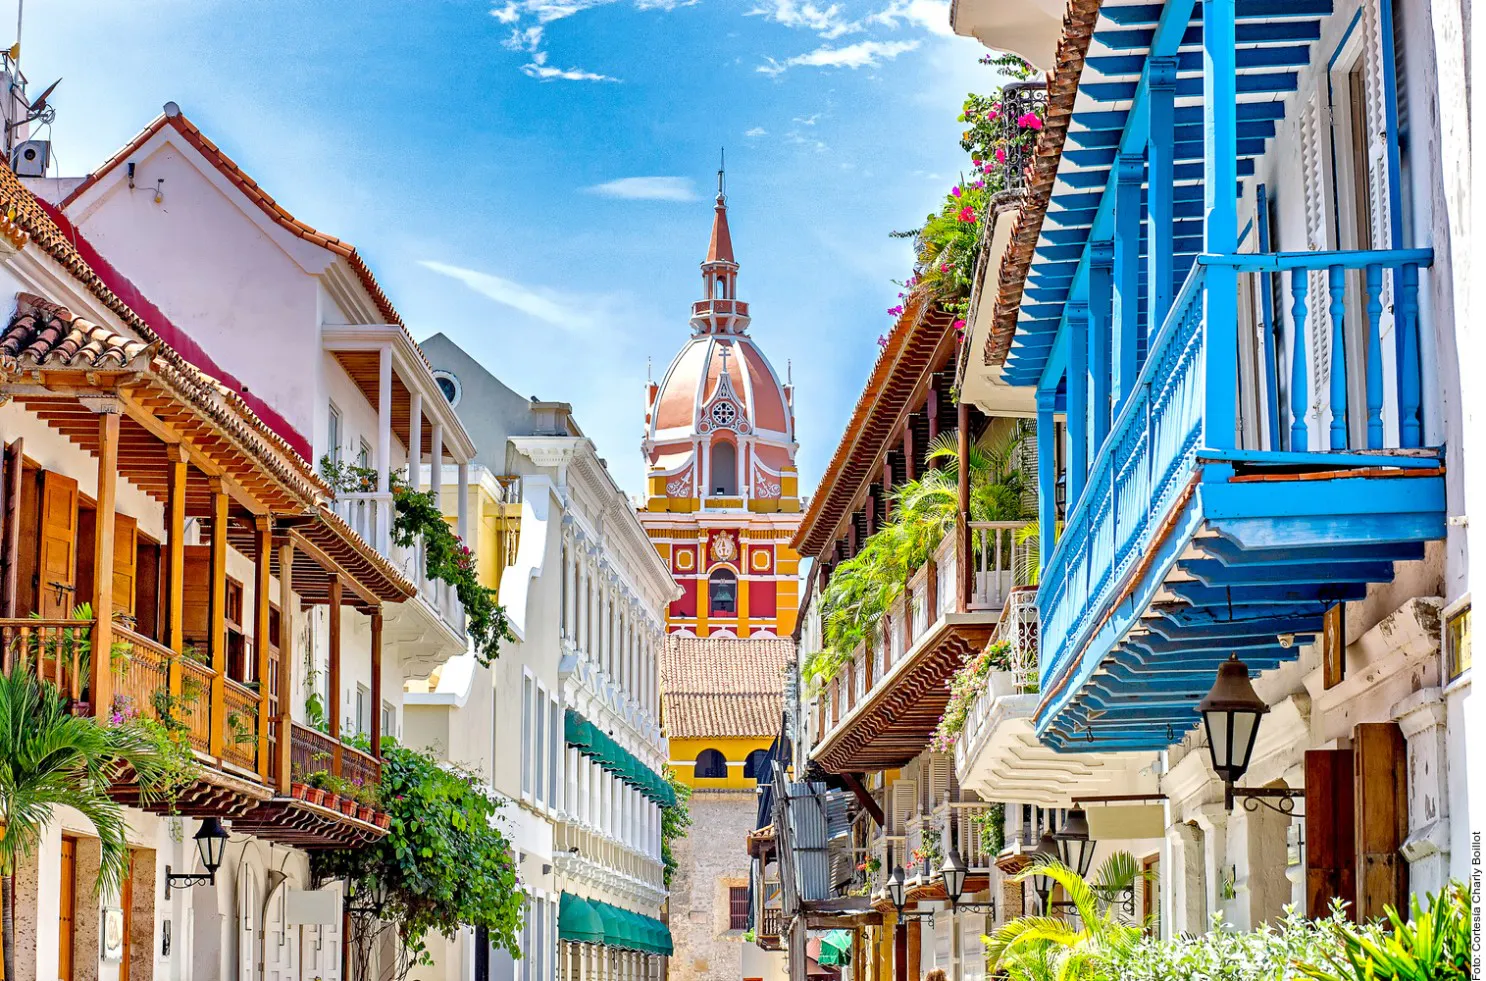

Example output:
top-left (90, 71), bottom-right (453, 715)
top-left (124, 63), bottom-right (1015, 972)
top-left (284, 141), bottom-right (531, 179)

top-left (648, 334), bottom-right (792, 444)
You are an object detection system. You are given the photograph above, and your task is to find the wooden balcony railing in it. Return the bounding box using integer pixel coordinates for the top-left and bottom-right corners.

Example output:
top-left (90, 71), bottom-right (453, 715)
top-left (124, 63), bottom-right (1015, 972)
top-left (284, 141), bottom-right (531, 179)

top-left (288, 722), bottom-right (382, 789)
top-left (759, 906), bottom-right (783, 944)
top-left (0, 618), bottom-right (95, 700)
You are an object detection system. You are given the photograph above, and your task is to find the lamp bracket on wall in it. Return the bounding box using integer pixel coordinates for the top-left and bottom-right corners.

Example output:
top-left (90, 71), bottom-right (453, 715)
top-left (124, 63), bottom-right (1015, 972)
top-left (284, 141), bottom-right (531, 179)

top-left (163, 864), bottom-right (216, 899)
top-left (1227, 785), bottom-right (1305, 815)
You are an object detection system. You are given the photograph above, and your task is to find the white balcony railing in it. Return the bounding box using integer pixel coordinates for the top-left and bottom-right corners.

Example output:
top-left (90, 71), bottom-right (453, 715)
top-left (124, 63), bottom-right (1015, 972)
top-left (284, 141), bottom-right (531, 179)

top-left (331, 492), bottom-right (467, 640)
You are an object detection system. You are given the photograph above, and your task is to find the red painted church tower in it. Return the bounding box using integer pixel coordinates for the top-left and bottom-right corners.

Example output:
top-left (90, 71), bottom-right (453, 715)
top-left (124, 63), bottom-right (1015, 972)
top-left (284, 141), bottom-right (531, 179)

top-left (638, 176), bottom-right (801, 637)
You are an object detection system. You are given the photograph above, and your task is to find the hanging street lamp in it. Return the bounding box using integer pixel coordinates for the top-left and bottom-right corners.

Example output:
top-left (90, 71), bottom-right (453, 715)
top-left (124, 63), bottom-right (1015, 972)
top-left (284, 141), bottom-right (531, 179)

top-left (165, 817), bottom-right (230, 897)
top-left (1200, 654), bottom-right (1304, 813)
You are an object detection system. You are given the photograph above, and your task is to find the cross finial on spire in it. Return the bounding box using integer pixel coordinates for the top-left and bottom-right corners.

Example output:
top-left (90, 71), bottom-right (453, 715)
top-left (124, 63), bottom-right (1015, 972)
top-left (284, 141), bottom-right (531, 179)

top-left (718, 147), bottom-right (726, 200)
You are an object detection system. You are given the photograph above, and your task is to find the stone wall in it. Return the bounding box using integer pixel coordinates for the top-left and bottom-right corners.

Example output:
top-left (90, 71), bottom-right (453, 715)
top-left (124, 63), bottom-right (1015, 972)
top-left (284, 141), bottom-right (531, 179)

top-left (668, 790), bottom-right (756, 981)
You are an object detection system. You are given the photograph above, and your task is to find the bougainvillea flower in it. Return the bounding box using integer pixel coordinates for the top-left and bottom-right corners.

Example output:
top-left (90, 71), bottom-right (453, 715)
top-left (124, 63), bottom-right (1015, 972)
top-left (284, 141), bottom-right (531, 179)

top-left (995, 147), bottom-right (1007, 164)
top-left (1018, 112), bottom-right (1043, 130)
top-left (951, 185), bottom-right (962, 198)
top-left (957, 206), bottom-right (976, 223)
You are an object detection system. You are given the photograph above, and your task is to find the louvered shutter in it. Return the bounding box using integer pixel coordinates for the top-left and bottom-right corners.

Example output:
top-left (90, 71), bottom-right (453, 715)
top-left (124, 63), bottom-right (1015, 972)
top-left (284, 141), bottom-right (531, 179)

top-left (112, 514), bottom-right (138, 622)
top-left (923, 753), bottom-right (957, 811)
top-left (1299, 95), bottom-right (1336, 448)
top-left (889, 780), bottom-right (917, 835)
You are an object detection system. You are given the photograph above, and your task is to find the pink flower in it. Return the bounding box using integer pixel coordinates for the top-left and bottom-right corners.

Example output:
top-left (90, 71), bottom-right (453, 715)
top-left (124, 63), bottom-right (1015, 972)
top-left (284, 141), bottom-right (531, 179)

top-left (887, 305), bottom-right (904, 317)
top-left (995, 147), bottom-right (1007, 164)
top-left (953, 319), bottom-right (967, 335)
top-left (877, 335), bottom-right (890, 349)
top-left (985, 110), bottom-right (998, 122)
top-left (1018, 112), bottom-right (1043, 130)
top-left (957, 206), bottom-right (977, 223)
top-left (940, 263), bottom-right (950, 273)
top-left (951, 186), bottom-right (962, 198)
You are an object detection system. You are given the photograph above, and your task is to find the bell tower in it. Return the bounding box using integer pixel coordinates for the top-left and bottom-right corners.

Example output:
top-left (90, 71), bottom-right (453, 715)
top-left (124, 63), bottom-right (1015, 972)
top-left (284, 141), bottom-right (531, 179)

top-left (637, 172), bottom-right (801, 638)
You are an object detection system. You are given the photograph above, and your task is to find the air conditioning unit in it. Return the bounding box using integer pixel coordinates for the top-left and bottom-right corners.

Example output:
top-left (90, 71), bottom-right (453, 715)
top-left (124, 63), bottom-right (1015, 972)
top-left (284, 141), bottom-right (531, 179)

top-left (10, 139), bottom-right (49, 177)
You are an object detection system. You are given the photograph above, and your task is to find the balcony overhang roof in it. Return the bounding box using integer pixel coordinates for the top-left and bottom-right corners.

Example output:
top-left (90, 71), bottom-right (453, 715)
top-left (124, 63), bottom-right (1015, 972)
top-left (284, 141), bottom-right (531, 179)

top-left (979, 0), bottom-right (1334, 388)
top-left (811, 615), bottom-right (996, 773)
top-left (957, 690), bottom-right (1156, 806)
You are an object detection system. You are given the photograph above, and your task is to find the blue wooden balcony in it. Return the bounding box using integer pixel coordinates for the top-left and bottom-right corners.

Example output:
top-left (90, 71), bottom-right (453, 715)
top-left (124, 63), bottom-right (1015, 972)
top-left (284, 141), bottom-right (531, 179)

top-left (1033, 249), bottom-right (1444, 750)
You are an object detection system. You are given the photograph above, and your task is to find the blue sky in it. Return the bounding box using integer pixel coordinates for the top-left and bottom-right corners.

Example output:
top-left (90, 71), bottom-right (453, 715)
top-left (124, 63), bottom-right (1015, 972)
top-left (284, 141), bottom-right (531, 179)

top-left (26, 0), bottom-right (997, 497)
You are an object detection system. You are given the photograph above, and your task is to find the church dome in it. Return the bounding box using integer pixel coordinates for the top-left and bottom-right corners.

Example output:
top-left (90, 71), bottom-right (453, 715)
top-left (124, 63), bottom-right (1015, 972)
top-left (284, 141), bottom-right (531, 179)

top-left (642, 186), bottom-right (798, 505)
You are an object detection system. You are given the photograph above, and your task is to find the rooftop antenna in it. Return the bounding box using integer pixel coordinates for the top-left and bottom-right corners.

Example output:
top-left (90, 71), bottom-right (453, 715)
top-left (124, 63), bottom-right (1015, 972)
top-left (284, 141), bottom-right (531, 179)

top-left (646, 356), bottom-right (653, 383)
top-left (717, 147), bottom-right (725, 200)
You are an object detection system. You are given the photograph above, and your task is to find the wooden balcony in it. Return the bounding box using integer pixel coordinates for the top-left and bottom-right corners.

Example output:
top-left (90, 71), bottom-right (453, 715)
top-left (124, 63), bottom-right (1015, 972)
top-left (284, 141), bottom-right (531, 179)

top-left (811, 523), bottom-right (1024, 773)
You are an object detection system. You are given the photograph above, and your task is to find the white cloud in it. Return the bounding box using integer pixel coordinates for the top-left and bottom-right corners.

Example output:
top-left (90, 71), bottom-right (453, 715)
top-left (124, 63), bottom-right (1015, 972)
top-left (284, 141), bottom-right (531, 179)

top-left (518, 49), bottom-right (617, 81)
top-left (744, 126), bottom-right (768, 137)
top-left (868, 0), bottom-right (954, 36)
top-left (503, 25), bottom-right (545, 51)
top-left (491, 1), bottom-right (522, 21)
top-left (757, 39), bottom-right (920, 75)
top-left (747, 0), bottom-right (859, 37)
top-left (420, 260), bottom-right (598, 331)
top-left (792, 113), bottom-right (820, 125)
top-left (583, 176), bottom-right (700, 201)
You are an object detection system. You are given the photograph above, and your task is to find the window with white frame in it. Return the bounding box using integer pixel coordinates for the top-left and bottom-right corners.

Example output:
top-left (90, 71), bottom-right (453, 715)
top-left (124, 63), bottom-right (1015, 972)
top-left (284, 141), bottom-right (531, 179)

top-left (535, 688), bottom-right (548, 807)
top-left (521, 674), bottom-right (533, 798)
top-left (548, 694), bottom-right (561, 811)
top-left (327, 402), bottom-right (343, 463)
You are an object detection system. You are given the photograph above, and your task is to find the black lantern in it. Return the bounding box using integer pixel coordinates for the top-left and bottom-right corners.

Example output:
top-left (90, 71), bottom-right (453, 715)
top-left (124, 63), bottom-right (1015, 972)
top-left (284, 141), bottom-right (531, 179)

top-left (887, 865), bottom-right (907, 911)
top-left (1199, 655), bottom-right (1269, 788)
top-left (940, 849), bottom-right (968, 907)
top-left (1054, 807), bottom-right (1096, 878)
top-left (1029, 831), bottom-right (1060, 912)
top-left (165, 817), bottom-right (230, 897)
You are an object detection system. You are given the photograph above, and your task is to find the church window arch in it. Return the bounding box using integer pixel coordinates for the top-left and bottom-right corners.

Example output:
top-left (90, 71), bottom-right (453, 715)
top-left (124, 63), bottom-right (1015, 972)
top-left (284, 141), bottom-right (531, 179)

top-left (710, 440), bottom-right (738, 495)
top-left (743, 749), bottom-right (769, 781)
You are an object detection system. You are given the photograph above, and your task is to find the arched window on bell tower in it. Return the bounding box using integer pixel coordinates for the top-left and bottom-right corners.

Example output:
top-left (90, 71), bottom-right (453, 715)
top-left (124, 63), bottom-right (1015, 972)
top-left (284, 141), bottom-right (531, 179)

top-left (711, 440), bottom-right (738, 496)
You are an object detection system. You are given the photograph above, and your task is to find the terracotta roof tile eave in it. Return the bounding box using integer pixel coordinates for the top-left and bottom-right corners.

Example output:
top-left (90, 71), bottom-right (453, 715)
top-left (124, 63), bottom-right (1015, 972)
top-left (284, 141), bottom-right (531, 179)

top-left (982, 0), bottom-right (1102, 368)
top-left (792, 294), bottom-right (956, 558)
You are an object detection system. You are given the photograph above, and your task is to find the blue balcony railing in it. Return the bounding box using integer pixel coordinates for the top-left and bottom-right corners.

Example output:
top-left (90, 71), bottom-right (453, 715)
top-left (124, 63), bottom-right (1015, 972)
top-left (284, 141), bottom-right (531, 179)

top-left (1036, 247), bottom-right (1437, 740)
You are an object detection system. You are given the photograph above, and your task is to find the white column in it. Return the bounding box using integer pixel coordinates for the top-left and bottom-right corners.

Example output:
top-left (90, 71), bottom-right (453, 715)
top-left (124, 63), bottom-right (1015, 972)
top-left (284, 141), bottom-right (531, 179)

top-left (1166, 822), bottom-right (1207, 937)
top-left (376, 344), bottom-right (394, 553)
top-left (408, 391), bottom-right (423, 489)
top-left (458, 461), bottom-right (471, 542)
top-left (430, 422), bottom-right (445, 507)
top-left (1193, 804), bottom-right (1229, 933)
top-left (1394, 689), bottom-right (1452, 896)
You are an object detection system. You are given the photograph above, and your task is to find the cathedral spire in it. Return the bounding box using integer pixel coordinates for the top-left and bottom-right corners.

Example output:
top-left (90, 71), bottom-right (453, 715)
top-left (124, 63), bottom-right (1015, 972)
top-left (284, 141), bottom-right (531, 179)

top-left (692, 153), bottom-right (748, 335)
top-left (706, 151), bottom-right (735, 265)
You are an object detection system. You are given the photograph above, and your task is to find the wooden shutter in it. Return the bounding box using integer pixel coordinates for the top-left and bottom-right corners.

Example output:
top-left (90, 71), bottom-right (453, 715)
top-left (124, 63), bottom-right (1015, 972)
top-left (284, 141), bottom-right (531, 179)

top-left (888, 780), bottom-right (918, 835)
top-left (112, 514), bottom-right (138, 623)
top-left (182, 545), bottom-right (212, 653)
top-left (37, 471), bottom-right (79, 619)
top-left (1354, 722), bottom-right (1408, 919)
top-left (923, 754), bottom-right (956, 811)
top-left (0, 438), bottom-right (21, 617)
top-left (1305, 748), bottom-right (1356, 918)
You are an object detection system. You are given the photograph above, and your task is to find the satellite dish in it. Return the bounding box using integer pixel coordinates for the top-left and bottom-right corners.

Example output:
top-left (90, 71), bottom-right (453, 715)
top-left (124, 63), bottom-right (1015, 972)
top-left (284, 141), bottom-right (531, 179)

top-left (162, 101), bottom-right (181, 118)
top-left (28, 77), bottom-right (59, 113)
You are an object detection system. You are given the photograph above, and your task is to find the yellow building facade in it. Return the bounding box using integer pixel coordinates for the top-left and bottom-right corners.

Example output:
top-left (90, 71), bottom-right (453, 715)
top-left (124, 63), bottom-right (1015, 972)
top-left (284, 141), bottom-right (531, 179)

top-left (638, 184), bottom-right (802, 638)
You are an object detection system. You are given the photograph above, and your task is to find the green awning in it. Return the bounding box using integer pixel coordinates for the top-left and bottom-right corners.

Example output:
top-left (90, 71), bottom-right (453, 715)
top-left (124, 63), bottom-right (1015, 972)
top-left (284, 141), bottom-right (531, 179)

top-left (558, 893), bottom-right (604, 945)
top-left (818, 930), bottom-right (852, 966)
top-left (564, 708), bottom-right (677, 808)
top-left (565, 899), bottom-right (672, 955)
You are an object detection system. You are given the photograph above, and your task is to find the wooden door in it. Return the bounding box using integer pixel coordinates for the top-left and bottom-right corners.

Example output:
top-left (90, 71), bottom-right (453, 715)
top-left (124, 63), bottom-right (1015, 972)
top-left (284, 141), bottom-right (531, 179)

top-left (1306, 748), bottom-right (1357, 918)
top-left (1354, 722), bottom-right (1408, 919)
top-left (38, 471), bottom-right (79, 619)
top-left (134, 536), bottom-right (162, 641)
top-left (119, 851), bottom-right (136, 981)
top-left (58, 837), bottom-right (77, 981)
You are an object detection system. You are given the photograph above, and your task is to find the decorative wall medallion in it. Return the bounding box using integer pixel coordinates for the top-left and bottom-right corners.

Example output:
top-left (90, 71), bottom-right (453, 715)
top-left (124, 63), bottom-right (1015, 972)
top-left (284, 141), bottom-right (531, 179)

top-left (710, 401), bottom-right (737, 428)
top-left (711, 530), bottom-right (738, 563)
top-left (751, 549), bottom-right (772, 572)
top-left (666, 470), bottom-right (693, 496)
top-left (674, 548), bottom-right (696, 572)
